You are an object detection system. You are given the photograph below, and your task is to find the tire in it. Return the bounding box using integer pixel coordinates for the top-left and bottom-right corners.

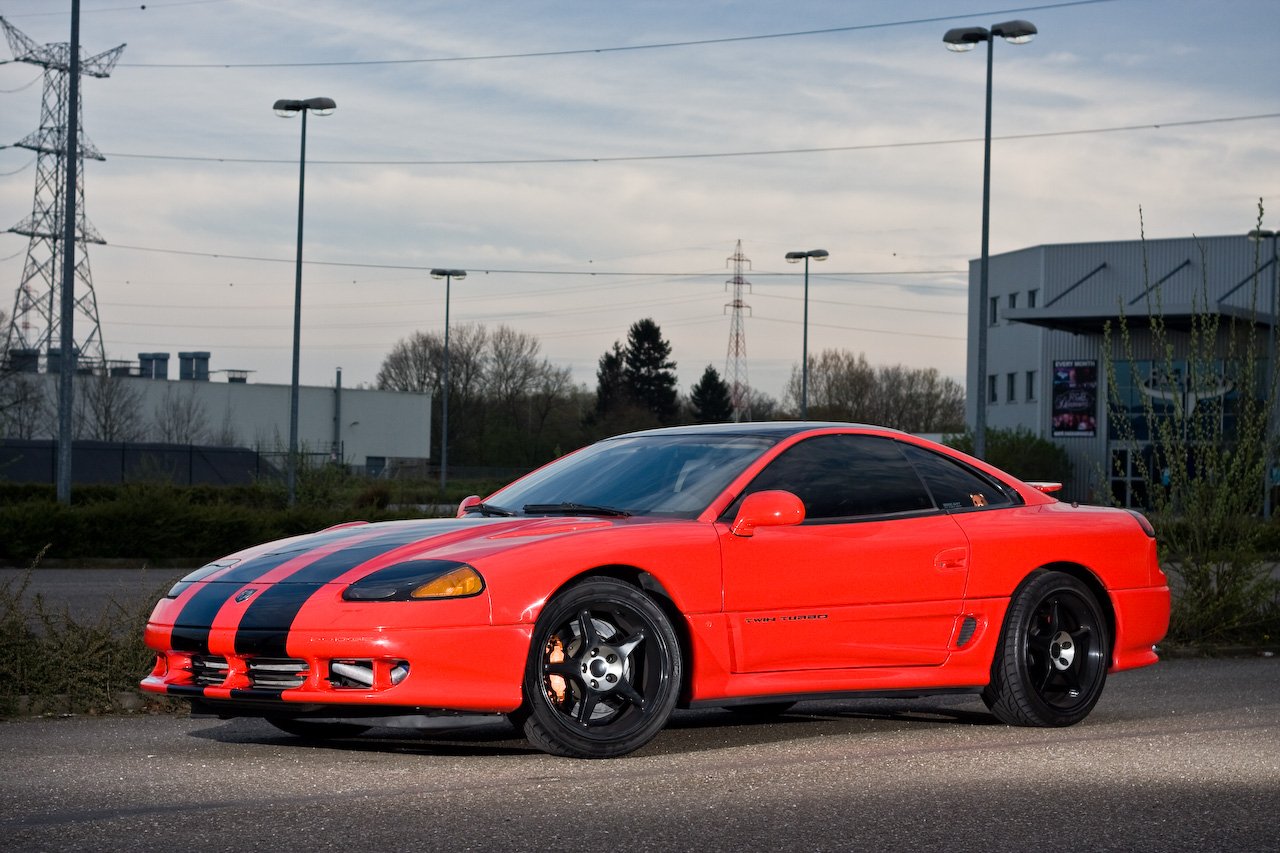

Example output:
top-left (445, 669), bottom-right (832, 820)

top-left (265, 717), bottom-right (370, 740)
top-left (515, 577), bottom-right (682, 758)
top-left (983, 570), bottom-right (1110, 727)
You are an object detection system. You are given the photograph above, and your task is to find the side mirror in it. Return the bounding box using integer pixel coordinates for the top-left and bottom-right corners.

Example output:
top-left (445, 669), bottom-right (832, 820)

top-left (456, 495), bottom-right (483, 518)
top-left (730, 490), bottom-right (805, 537)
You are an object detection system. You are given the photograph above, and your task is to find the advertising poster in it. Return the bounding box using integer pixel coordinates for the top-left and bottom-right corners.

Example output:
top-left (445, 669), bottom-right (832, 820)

top-left (1052, 360), bottom-right (1097, 436)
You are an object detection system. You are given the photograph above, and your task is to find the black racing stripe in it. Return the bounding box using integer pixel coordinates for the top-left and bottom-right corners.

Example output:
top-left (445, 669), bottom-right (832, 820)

top-left (170, 522), bottom-right (438, 653)
top-left (233, 588), bottom-right (321, 656)
top-left (229, 688), bottom-right (285, 701)
top-left (233, 529), bottom-right (444, 656)
top-left (169, 549), bottom-right (309, 653)
top-left (284, 522), bottom-right (468, 583)
top-left (173, 519), bottom-right (473, 655)
top-left (165, 684), bottom-right (206, 697)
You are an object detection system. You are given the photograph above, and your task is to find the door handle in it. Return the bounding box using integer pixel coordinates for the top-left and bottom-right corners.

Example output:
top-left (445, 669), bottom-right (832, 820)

top-left (934, 547), bottom-right (968, 571)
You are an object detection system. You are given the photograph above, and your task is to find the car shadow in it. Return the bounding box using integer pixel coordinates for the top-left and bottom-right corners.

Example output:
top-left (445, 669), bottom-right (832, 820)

top-left (189, 715), bottom-right (541, 758)
top-left (187, 695), bottom-right (1000, 759)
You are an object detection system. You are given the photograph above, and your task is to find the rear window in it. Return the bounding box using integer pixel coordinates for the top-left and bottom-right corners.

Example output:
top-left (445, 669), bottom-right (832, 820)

top-left (900, 443), bottom-right (1017, 511)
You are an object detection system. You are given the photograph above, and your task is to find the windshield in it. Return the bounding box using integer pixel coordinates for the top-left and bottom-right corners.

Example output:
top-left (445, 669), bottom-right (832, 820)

top-left (487, 434), bottom-right (778, 519)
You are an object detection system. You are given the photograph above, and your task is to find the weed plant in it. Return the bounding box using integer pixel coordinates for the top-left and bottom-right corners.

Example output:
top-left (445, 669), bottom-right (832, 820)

top-left (0, 564), bottom-right (171, 717)
top-left (1103, 204), bottom-right (1280, 645)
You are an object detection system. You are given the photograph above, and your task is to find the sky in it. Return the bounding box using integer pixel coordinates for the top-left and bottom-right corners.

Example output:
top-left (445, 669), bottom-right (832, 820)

top-left (0, 0), bottom-right (1277, 404)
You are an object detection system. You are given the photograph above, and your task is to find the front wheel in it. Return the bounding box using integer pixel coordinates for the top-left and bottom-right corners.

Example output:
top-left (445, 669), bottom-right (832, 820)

top-left (983, 570), bottom-right (1110, 727)
top-left (514, 577), bottom-right (682, 758)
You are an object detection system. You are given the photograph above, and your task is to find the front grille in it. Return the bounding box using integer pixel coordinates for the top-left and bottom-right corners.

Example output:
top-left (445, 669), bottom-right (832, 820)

top-left (190, 654), bottom-right (228, 686)
top-left (184, 654), bottom-right (309, 689)
top-left (246, 658), bottom-right (309, 689)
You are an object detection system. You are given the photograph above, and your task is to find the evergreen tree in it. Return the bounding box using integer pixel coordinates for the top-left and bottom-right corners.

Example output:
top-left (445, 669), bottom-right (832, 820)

top-left (690, 364), bottom-right (733, 423)
top-left (622, 318), bottom-right (679, 424)
top-left (595, 341), bottom-right (626, 419)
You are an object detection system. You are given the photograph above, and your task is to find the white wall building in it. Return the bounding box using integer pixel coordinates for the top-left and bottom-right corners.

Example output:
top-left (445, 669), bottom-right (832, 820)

top-left (9, 356), bottom-right (432, 476)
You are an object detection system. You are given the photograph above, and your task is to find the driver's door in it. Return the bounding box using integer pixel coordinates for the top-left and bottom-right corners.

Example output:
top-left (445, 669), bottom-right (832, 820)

top-left (719, 434), bottom-right (970, 672)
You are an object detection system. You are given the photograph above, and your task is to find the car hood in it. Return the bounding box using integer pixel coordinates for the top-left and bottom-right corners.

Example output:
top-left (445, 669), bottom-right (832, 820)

top-left (173, 515), bottom-right (625, 594)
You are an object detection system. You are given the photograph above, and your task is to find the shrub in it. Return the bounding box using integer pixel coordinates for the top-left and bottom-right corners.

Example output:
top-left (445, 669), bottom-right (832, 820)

top-left (0, 568), bottom-right (169, 716)
top-left (944, 426), bottom-right (1073, 487)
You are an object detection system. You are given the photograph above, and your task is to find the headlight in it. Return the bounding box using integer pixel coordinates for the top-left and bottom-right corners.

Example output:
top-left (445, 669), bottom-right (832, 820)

top-left (342, 560), bottom-right (485, 601)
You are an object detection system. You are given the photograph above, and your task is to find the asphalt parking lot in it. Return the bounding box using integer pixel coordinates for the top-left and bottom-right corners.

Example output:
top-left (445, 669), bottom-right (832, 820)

top-left (1, 656), bottom-right (1277, 852)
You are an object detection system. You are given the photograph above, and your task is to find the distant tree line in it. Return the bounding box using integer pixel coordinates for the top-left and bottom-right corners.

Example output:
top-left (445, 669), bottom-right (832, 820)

top-left (1, 306), bottom-right (968, 471)
top-left (783, 349), bottom-right (965, 433)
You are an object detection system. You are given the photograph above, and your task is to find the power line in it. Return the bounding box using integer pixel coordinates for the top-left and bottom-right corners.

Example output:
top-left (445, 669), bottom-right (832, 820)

top-left (752, 315), bottom-right (965, 342)
top-left (4, 0), bottom-right (227, 19)
top-left (99, 242), bottom-right (959, 277)
top-left (114, 1), bottom-right (1117, 68)
top-left (96, 112), bottom-right (1280, 167)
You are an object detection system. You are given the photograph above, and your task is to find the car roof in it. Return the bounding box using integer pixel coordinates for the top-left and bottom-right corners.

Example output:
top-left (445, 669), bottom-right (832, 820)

top-left (606, 421), bottom-right (906, 441)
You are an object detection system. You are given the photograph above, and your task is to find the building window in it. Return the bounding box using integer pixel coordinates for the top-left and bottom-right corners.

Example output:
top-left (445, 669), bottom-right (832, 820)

top-left (1026, 370), bottom-right (1037, 401)
top-left (988, 374), bottom-right (998, 404)
top-left (1008, 292), bottom-right (1018, 310)
top-left (1007, 372), bottom-right (1017, 402)
top-left (1028, 289), bottom-right (1038, 308)
top-left (988, 296), bottom-right (999, 325)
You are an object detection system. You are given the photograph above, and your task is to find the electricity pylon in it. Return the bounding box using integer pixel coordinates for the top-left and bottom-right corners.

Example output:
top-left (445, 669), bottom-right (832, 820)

top-left (724, 240), bottom-right (753, 422)
top-left (1, 16), bottom-right (124, 370)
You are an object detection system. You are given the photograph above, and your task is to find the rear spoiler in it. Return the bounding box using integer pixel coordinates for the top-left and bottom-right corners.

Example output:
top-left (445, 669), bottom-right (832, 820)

top-left (1025, 481), bottom-right (1063, 494)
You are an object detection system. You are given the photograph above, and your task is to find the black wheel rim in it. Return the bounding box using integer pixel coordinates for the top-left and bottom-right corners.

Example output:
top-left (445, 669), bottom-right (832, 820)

top-left (1023, 589), bottom-right (1106, 712)
top-left (537, 601), bottom-right (671, 740)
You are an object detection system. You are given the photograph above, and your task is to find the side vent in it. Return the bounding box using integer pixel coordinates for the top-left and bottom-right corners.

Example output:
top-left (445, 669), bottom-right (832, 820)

top-left (955, 615), bottom-right (979, 648)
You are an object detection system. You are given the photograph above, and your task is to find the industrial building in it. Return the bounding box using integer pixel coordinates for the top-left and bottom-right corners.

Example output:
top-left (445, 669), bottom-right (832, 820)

top-left (0, 351), bottom-right (432, 482)
top-left (967, 232), bottom-right (1274, 503)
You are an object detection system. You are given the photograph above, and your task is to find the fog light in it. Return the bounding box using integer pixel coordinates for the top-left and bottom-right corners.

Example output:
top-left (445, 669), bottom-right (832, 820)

top-left (329, 659), bottom-right (374, 688)
top-left (390, 661), bottom-right (410, 685)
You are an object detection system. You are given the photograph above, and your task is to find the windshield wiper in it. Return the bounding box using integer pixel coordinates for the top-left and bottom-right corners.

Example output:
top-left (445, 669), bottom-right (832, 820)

top-left (462, 502), bottom-right (518, 517)
top-left (522, 502), bottom-right (631, 518)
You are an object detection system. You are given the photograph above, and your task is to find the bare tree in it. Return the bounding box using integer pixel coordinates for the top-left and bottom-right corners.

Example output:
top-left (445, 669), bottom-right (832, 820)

top-left (76, 371), bottom-right (145, 441)
top-left (0, 372), bottom-right (51, 439)
top-left (377, 324), bottom-right (489, 400)
top-left (376, 330), bottom-right (438, 393)
top-left (212, 404), bottom-right (240, 446)
top-left (485, 325), bottom-right (543, 411)
top-left (785, 349), bottom-right (964, 432)
top-left (153, 384), bottom-right (208, 444)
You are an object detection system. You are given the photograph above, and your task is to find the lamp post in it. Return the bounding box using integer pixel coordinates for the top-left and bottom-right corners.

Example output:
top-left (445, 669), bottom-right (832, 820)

top-left (943, 19), bottom-right (1036, 460)
top-left (1248, 228), bottom-right (1279, 518)
top-left (785, 249), bottom-right (829, 419)
top-left (273, 96), bottom-right (336, 507)
top-left (431, 269), bottom-right (466, 491)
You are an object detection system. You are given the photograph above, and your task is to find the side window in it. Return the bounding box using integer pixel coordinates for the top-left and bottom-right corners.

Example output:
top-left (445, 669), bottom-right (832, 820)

top-left (730, 434), bottom-right (934, 521)
top-left (899, 443), bottom-right (1017, 511)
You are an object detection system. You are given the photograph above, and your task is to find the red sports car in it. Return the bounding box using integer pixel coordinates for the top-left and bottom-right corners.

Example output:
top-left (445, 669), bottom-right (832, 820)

top-left (141, 423), bottom-right (1170, 758)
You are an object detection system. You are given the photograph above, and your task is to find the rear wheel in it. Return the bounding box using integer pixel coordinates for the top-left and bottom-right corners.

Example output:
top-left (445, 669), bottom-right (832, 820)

top-left (983, 570), bottom-right (1110, 727)
top-left (266, 718), bottom-right (370, 740)
top-left (515, 577), bottom-right (681, 758)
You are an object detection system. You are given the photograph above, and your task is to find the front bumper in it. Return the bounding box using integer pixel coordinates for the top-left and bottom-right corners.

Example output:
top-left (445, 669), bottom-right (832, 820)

top-left (141, 623), bottom-right (533, 714)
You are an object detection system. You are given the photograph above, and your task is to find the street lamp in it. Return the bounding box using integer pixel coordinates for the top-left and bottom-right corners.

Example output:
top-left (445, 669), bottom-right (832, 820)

top-left (1248, 228), bottom-right (1279, 518)
top-left (431, 268), bottom-right (466, 491)
top-left (785, 249), bottom-right (829, 419)
top-left (943, 19), bottom-right (1036, 460)
top-left (273, 96), bottom-right (336, 507)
